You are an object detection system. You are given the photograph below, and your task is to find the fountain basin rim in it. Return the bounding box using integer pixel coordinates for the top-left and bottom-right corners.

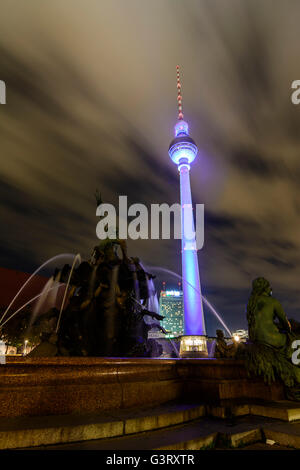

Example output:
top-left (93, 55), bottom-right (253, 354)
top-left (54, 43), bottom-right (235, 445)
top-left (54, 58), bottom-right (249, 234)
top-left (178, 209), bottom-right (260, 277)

top-left (4, 356), bottom-right (246, 366)
top-left (0, 357), bottom-right (283, 418)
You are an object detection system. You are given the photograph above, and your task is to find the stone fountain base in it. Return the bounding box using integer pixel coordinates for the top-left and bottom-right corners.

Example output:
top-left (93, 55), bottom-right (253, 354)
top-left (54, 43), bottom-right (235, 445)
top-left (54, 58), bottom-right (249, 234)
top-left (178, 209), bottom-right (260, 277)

top-left (0, 357), bottom-right (285, 418)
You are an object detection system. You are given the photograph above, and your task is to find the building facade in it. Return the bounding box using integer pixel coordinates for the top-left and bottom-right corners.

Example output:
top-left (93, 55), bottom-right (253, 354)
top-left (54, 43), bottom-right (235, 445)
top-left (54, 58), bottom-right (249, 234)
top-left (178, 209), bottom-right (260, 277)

top-left (160, 290), bottom-right (184, 337)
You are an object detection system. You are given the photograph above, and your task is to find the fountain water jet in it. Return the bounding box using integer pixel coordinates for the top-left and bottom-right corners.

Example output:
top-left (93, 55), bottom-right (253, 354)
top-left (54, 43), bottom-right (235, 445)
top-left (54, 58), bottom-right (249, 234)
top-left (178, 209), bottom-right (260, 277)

top-left (0, 285), bottom-right (58, 329)
top-left (0, 254), bottom-right (76, 325)
top-left (47, 270), bottom-right (62, 309)
top-left (145, 275), bottom-right (160, 316)
top-left (30, 276), bottom-right (55, 326)
top-left (55, 254), bottom-right (81, 333)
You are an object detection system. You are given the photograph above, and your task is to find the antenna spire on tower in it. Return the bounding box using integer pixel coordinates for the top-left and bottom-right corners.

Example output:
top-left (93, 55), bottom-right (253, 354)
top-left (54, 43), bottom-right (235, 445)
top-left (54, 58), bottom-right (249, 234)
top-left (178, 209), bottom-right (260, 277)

top-left (176, 65), bottom-right (184, 121)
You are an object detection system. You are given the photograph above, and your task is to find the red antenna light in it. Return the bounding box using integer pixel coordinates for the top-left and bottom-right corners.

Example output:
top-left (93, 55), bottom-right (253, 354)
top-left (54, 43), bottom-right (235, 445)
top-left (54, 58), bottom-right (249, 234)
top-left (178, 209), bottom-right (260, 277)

top-left (176, 65), bottom-right (184, 121)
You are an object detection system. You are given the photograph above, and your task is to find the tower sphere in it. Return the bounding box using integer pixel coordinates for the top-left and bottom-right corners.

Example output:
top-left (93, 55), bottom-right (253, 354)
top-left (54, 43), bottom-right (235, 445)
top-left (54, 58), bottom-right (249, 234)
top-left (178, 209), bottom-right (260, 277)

top-left (168, 120), bottom-right (198, 166)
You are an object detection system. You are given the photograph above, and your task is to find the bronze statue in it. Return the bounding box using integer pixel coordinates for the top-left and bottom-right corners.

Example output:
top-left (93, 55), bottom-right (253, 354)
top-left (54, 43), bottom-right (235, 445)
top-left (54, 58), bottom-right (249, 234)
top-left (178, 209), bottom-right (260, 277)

top-left (25, 237), bottom-right (163, 358)
top-left (247, 277), bottom-right (291, 347)
top-left (215, 329), bottom-right (238, 358)
top-left (244, 277), bottom-right (300, 400)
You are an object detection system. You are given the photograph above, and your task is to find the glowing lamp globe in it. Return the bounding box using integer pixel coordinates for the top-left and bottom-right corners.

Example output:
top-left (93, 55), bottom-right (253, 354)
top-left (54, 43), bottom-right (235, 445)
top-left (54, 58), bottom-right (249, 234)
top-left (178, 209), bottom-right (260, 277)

top-left (168, 120), bottom-right (198, 166)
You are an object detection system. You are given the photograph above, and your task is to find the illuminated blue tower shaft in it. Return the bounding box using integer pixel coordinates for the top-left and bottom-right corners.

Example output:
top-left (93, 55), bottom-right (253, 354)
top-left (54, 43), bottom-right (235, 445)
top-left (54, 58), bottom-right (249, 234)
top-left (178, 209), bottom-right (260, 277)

top-left (179, 165), bottom-right (206, 336)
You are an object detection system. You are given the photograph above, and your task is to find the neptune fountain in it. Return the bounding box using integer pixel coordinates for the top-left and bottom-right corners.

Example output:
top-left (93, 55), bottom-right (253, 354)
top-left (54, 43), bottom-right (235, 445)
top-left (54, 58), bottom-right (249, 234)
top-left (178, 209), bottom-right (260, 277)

top-left (20, 239), bottom-right (165, 358)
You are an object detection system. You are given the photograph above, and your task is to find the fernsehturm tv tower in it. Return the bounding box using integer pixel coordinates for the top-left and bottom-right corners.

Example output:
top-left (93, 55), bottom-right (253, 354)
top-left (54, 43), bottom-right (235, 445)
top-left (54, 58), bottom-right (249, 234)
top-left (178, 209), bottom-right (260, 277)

top-left (168, 66), bottom-right (207, 356)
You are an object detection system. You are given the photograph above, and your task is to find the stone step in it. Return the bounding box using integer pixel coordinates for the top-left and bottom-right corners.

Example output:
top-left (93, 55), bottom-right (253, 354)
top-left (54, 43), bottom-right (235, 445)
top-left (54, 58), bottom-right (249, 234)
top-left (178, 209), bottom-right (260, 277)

top-left (41, 415), bottom-right (300, 450)
top-left (34, 419), bottom-right (218, 450)
top-left (2, 398), bottom-right (300, 450)
top-left (250, 401), bottom-right (300, 422)
top-left (0, 402), bottom-right (205, 450)
top-left (263, 421), bottom-right (300, 448)
top-left (208, 399), bottom-right (300, 422)
top-left (29, 416), bottom-right (273, 450)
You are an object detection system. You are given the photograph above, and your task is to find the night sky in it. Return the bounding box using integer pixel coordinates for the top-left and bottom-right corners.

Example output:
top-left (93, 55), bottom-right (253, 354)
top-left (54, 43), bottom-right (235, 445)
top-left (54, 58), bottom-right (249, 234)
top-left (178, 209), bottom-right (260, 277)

top-left (1, 0), bottom-right (300, 335)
